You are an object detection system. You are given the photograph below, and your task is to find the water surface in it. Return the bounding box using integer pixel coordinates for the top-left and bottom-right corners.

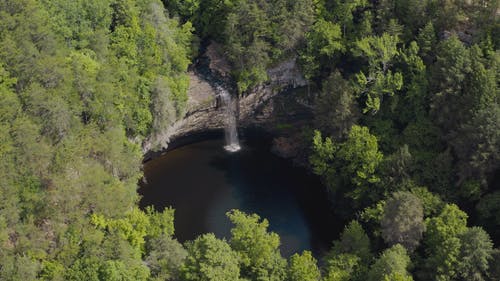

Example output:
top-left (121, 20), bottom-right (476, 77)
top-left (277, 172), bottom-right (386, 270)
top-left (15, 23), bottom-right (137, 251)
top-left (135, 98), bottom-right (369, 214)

top-left (139, 134), bottom-right (341, 256)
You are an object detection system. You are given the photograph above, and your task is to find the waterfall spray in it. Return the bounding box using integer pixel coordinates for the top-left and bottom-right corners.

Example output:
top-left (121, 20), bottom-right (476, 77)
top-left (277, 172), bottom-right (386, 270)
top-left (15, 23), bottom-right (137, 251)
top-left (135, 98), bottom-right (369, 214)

top-left (217, 86), bottom-right (241, 152)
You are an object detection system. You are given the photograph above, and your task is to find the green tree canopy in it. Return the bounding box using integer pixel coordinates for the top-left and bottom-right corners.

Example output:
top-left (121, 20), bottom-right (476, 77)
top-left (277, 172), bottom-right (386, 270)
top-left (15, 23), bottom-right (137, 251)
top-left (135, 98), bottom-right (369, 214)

top-left (288, 250), bottom-right (320, 281)
top-left (227, 210), bottom-right (287, 281)
top-left (181, 233), bottom-right (240, 281)
top-left (381, 191), bottom-right (425, 252)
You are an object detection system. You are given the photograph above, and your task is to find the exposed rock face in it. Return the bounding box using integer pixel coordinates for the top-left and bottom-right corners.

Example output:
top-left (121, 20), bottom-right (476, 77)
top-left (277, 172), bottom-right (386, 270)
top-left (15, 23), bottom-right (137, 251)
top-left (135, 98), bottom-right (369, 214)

top-left (142, 43), bottom-right (308, 155)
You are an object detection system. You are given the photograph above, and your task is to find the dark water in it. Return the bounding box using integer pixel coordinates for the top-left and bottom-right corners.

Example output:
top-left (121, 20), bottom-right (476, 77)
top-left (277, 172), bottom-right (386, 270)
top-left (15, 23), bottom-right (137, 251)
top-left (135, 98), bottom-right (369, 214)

top-left (139, 133), bottom-right (341, 257)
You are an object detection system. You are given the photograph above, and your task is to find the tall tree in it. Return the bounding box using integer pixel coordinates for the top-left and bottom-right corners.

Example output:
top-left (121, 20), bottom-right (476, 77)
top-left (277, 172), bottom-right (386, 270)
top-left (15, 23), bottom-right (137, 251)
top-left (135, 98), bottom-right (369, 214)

top-left (311, 125), bottom-right (383, 204)
top-left (227, 210), bottom-right (287, 281)
top-left (381, 192), bottom-right (425, 252)
top-left (288, 251), bottom-right (320, 281)
top-left (367, 244), bottom-right (414, 281)
top-left (299, 19), bottom-right (344, 79)
top-left (314, 71), bottom-right (359, 139)
top-left (457, 227), bottom-right (494, 281)
top-left (424, 204), bottom-right (468, 281)
top-left (330, 220), bottom-right (372, 262)
top-left (353, 33), bottom-right (403, 113)
top-left (181, 233), bottom-right (240, 281)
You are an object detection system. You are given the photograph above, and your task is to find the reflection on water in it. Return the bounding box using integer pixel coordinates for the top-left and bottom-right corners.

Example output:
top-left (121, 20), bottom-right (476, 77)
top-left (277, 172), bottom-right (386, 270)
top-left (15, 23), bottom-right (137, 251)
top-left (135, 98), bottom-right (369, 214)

top-left (139, 134), bottom-right (342, 257)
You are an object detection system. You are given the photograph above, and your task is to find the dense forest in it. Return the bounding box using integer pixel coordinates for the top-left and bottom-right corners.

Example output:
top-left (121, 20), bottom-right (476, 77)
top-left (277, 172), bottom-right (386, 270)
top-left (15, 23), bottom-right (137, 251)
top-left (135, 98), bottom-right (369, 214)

top-left (0, 0), bottom-right (499, 280)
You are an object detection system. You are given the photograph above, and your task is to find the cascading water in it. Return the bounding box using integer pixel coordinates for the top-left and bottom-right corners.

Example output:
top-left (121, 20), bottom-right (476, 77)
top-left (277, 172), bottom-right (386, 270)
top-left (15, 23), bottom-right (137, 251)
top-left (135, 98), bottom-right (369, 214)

top-left (217, 86), bottom-right (241, 152)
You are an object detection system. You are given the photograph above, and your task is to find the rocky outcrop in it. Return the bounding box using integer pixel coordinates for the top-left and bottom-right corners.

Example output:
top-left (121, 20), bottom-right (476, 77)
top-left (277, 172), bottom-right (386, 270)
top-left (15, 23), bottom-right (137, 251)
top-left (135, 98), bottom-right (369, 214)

top-left (142, 43), bottom-right (308, 155)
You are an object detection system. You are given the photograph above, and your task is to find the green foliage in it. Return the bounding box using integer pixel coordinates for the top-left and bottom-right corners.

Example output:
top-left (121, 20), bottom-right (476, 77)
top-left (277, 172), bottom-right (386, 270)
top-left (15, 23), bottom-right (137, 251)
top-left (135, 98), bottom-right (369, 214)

top-left (416, 22), bottom-right (437, 64)
top-left (164, 0), bottom-right (200, 19)
top-left (381, 192), bottom-right (424, 252)
top-left (368, 244), bottom-right (413, 281)
top-left (145, 235), bottom-right (187, 281)
top-left (181, 233), bottom-right (240, 281)
top-left (0, 0), bottom-right (193, 276)
top-left (323, 253), bottom-right (362, 281)
top-left (288, 251), bottom-right (320, 281)
top-left (378, 145), bottom-right (413, 193)
top-left (310, 126), bottom-right (383, 205)
top-left (66, 257), bottom-right (101, 281)
top-left (337, 125), bottom-right (383, 190)
top-left (429, 36), bottom-right (499, 187)
top-left (488, 249), bottom-right (500, 281)
top-left (353, 33), bottom-right (403, 113)
top-left (227, 209), bottom-right (287, 281)
top-left (0, 0), bottom-right (499, 279)
top-left (299, 19), bottom-right (344, 79)
top-left (198, 0), bottom-right (314, 92)
top-left (409, 186), bottom-right (444, 217)
top-left (360, 200), bottom-right (386, 235)
top-left (424, 204), bottom-right (468, 281)
top-left (322, 0), bottom-right (369, 34)
top-left (430, 35), bottom-right (471, 132)
top-left (477, 191), bottom-right (500, 226)
top-left (331, 221), bottom-right (372, 262)
top-left (396, 41), bottom-right (428, 125)
top-left (310, 130), bottom-right (337, 176)
top-left (457, 227), bottom-right (494, 281)
top-left (314, 71), bottom-right (359, 139)
top-left (91, 206), bottom-right (175, 254)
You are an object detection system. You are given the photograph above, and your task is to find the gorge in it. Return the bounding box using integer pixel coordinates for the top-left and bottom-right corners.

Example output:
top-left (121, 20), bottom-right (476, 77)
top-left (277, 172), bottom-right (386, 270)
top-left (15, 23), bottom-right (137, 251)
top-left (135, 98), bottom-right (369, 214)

top-left (1, 0), bottom-right (498, 279)
top-left (139, 133), bottom-right (341, 257)
top-left (138, 42), bottom-right (333, 256)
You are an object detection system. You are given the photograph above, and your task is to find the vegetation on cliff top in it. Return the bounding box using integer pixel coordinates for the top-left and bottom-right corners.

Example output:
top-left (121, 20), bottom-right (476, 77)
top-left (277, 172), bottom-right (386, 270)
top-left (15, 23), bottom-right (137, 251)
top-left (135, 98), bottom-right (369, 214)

top-left (0, 0), bottom-right (499, 280)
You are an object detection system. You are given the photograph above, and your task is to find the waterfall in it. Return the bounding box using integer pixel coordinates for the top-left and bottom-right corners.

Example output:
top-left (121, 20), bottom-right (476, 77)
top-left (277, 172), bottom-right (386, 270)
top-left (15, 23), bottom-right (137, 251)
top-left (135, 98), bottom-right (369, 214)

top-left (217, 86), bottom-right (241, 152)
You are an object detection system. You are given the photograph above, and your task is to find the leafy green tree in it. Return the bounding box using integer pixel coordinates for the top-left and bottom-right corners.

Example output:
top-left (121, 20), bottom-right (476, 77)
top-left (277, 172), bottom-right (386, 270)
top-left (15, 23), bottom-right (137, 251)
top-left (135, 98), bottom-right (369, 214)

top-left (314, 71), bottom-right (359, 139)
top-left (429, 37), bottom-right (499, 187)
top-left (150, 76), bottom-right (180, 150)
top-left (396, 41), bottom-right (428, 126)
top-left (311, 126), bottom-right (383, 204)
top-left (0, 0), bottom-right (195, 279)
top-left (457, 227), bottom-right (494, 281)
top-left (288, 251), bottom-right (320, 281)
top-left (145, 235), bottom-right (187, 281)
top-left (330, 221), bottom-right (372, 262)
top-left (392, 0), bottom-right (428, 36)
top-left (99, 260), bottom-right (150, 281)
top-left (39, 260), bottom-right (65, 281)
top-left (451, 47), bottom-right (499, 186)
top-left (299, 19), bottom-right (344, 79)
top-left (66, 257), bottom-right (101, 281)
top-left (424, 204), bottom-right (468, 281)
top-left (409, 187), bottom-right (443, 217)
top-left (323, 253), bottom-right (362, 281)
top-left (429, 35), bottom-right (471, 134)
top-left (321, 0), bottom-right (369, 36)
top-left (368, 244), bottom-right (413, 281)
top-left (164, 0), bottom-right (200, 19)
top-left (269, 0), bottom-right (315, 58)
top-left (224, 0), bottom-right (271, 93)
top-left (227, 210), bottom-right (287, 281)
top-left (381, 192), bottom-right (424, 252)
top-left (181, 233), bottom-right (240, 281)
top-left (477, 191), bottom-right (500, 240)
top-left (379, 145), bottom-right (413, 193)
top-left (416, 22), bottom-right (437, 64)
top-left (310, 130), bottom-right (337, 178)
top-left (488, 249), bottom-right (500, 281)
top-left (353, 33), bottom-right (403, 113)
top-left (193, 0), bottom-right (233, 39)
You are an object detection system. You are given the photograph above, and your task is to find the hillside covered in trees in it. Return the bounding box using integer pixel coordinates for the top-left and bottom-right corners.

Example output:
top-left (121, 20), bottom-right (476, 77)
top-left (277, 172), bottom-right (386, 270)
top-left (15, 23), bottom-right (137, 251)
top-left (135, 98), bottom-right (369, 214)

top-left (0, 0), bottom-right (499, 280)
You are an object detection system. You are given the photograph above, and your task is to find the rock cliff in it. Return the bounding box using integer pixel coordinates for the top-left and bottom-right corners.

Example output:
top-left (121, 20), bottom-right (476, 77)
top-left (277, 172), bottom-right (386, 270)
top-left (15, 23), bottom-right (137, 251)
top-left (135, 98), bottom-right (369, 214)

top-left (142, 42), bottom-right (309, 157)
